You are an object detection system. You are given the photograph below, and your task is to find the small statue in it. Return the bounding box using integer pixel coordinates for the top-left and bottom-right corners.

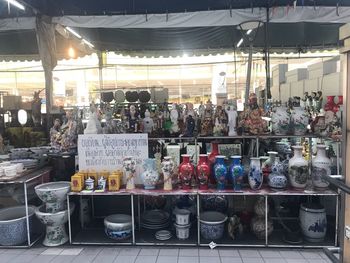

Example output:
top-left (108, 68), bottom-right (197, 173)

top-left (198, 102), bottom-right (205, 119)
top-left (128, 105), bottom-right (139, 133)
top-left (316, 91), bottom-right (323, 112)
top-left (213, 105), bottom-right (228, 136)
top-left (59, 110), bottom-right (78, 151)
top-left (170, 103), bottom-right (179, 134)
top-left (102, 103), bottom-right (115, 134)
top-left (184, 115), bottom-right (195, 137)
top-left (50, 118), bottom-right (61, 148)
top-left (225, 105), bottom-right (238, 136)
top-left (84, 103), bottom-right (102, 134)
top-left (31, 89), bottom-right (44, 127)
top-left (143, 109), bottom-right (154, 134)
top-left (200, 100), bottom-right (214, 136)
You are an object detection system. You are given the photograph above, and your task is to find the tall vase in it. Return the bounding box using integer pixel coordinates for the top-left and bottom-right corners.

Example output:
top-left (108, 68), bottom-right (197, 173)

top-left (291, 107), bottom-right (309, 136)
top-left (312, 145), bottom-right (331, 189)
top-left (178, 154), bottom-right (194, 190)
top-left (288, 146), bottom-right (308, 189)
top-left (271, 106), bottom-right (290, 135)
top-left (123, 156), bottom-right (136, 190)
top-left (248, 158), bottom-right (263, 190)
top-left (208, 142), bottom-right (219, 185)
top-left (161, 156), bottom-right (174, 191)
top-left (140, 158), bottom-right (159, 190)
top-left (324, 96), bottom-right (336, 112)
top-left (268, 157), bottom-right (288, 190)
top-left (214, 156), bottom-right (227, 190)
top-left (230, 156), bottom-right (244, 191)
top-left (197, 154), bottom-right (210, 190)
top-left (262, 151), bottom-right (278, 183)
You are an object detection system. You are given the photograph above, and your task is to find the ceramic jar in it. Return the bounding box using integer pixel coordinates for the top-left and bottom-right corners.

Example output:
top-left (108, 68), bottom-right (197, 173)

top-left (268, 157), bottom-right (288, 190)
top-left (197, 154), bottom-right (210, 190)
top-left (262, 151), bottom-right (278, 183)
top-left (288, 146), bottom-right (309, 189)
top-left (161, 156), bottom-right (174, 191)
top-left (248, 157), bottom-right (263, 190)
top-left (123, 156), bottom-right (136, 190)
top-left (312, 145), bottom-right (331, 189)
top-left (324, 96), bottom-right (336, 112)
top-left (141, 158), bottom-right (159, 190)
top-left (299, 203), bottom-right (327, 242)
top-left (208, 142), bottom-right (219, 185)
top-left (214, 156), bottom-right (227, 190)
top-left (229, 156), bottom-right (244, 191)
top-left (178, 154), bottom-right (194, 190)
top-left (271, 106), bottom-right (290, 135)
top-left (251, 216), bottom-right (274, 240)
top-left (291, 106), bottom-right (309, 135)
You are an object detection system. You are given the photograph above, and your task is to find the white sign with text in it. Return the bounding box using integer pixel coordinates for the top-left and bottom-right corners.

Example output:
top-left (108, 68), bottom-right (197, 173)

top-left (78, 134), bottom-right (149, 172)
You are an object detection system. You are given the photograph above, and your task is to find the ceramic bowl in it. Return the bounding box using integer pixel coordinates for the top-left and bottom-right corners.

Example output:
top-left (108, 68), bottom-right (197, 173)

top-left (35, 203), bottom-right (75, 226)
top-left (104, 214), bottom-right (132, 231)
top-left (35, 181), bottom-right (71, 203)
top-left (0, 206), bottom-right (35, 245)
top-left (200, 211), bottom-right (227, 240)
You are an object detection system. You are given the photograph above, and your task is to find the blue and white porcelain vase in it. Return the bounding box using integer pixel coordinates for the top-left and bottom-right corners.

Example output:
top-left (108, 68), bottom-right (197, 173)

top-left (248, 157), bottom-right (263, 190)
top-left (229, 156), bottom-right (244, 191)
top-left (140, 158), bottom-right (159, 190)
top-left (214, 156), bottom-right (227, 190)
top-left (268, 157), bottom-right (288, 190)
top-left (299, 203), bottom-right (327, 242)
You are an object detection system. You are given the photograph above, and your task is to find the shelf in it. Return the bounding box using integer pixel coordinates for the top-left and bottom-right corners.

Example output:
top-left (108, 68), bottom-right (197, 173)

top-left (199, 232), bottom-right (265, 247)
top-left (135, 226), bottom-right (198, 246)
top-left (132, 188), bottom-right (198, 196)
top-left (0, 167), bottom-right (51, 184)
top-left (69, 190), bottom-right (132, 196)
top-left (71, 228), bottom-right (133, 245)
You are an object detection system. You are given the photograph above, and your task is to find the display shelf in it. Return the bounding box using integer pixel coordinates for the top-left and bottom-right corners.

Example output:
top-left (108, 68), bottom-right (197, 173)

top-left (132, 188), bottom-right (198, 196)
top-left (71, 228), bottom-right (133, 245)
top-left (0, 166), bottom-right (51, 185)
top-left (68, 190), bottom-right (132, 196)
top-left (135, 227), bottom-right (198, 246)
top-left (199, 232), bottom-right (265, 247)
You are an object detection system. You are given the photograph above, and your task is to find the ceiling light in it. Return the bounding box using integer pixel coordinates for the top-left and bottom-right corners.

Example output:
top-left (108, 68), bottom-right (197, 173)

top-left (236, 38), bottom-right (244, 48)
top-left (68, 47), bottom-right (75, 58)
top-left (5, 0), bottom-right (25, 10)
top-left (83, 39), bottom-right (94, 48)
top-left (66, 27), bottom-right (82, 39)
top-left (246, 29), bottom-right (252, 35)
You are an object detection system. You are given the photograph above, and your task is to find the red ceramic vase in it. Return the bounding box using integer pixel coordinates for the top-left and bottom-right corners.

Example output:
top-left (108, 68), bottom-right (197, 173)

top-left (197, 154), bottom-right (210, 190)
top-left (179, 154), bottom-right (194, 190)
top-left (338, 95), bottom-right (343, 106)
top-left (208, 142), bottom-right (219, 184)
top-left (324, 96), bottom-right (336, 112)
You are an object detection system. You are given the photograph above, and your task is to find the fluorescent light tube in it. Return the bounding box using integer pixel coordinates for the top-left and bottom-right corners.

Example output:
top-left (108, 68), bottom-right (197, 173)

top-left (236, 38), bottom-right (244, 48)
top-left (66, 27), bottom-right (82, 39)
top-left (83, 39), bottom-right (95, 48)
top-left (246, 29), bottom-right (252, 35)
top-left (6, 0), bottom-right (25, 10)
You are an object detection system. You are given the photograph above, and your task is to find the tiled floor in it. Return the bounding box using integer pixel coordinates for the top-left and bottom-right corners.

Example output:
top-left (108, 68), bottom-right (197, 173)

top-left (0, 246), bottom-right (337, 263)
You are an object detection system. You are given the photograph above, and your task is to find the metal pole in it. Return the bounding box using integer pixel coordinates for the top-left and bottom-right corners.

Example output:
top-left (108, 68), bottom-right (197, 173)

top-left (245, 44), bottom-right (253, 104)
top-left (265, 5), bottom-right (271, 103)
top-left (197, 193), bottom-right (200, 245)
top-left (131, 194), bottom-right (135, 245)
top-left (24, 182), bottom-right (31, 246)
top-left (67, 194), bottom-right (72, 244)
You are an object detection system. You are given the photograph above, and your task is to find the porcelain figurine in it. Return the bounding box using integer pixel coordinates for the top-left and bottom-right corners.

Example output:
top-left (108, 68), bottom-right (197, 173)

top-left (288, 146), bottom-right (309, 189)
top-left (312, 145), bottom-right (331, 189)
top-left (170, 103), bottom-right (180, 134)
top-left (213, 105), bottom-right (227, 136)
top-left (184, 103), bottom-right (196, 123)
top-left (268, 157), bottom-right (288, 190)
top-left (141, 158), bottom-right (159, 190)
top-left (142, 109), bottom-right (154, 134)
top-left (59, 110), bottom-right (78, 151)
top-left (225, 105), bottom-right (238, 136)
top-left (197, 154), bottom-right (210, 190)
top-left (178, 154), bottom-right (194, 190)
top-left (248, 157), bottom-right (263, 190)
top-left (200, 100), bottom-right (214, 136)
top-left (229, 156), bottom-right (244, 191)
top-left (291, 106), bottom-right (309, 135)
top-left (228, 215), bottom-right (243, 240)
top-left (50, 118), bottom-right (61, 149)
top-left (128, 105), bottom-right (139, 133)
top-left (184, 115), bottom-right (196, 137)
top-left (161, 156), bottom-right (175, 191)
top-left (300, 203), bottom-right (327, 242)
top-left (102, 103), bottom-right (115, 134)
top-left (271, 105), bottom-right (290, 135)
top-left (123, 156), bottom-right (136, 190)
top-left (214, 155), bottom-right (227, 190)
top-left (84, 103), bottom-right (102, 134)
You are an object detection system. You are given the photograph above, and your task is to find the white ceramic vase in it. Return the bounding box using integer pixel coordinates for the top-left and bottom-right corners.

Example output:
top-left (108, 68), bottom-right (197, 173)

top-left (161, 156), bottom-right (174, 191)
top-left (288, 146), bottom-right (309, 189)
top-left (140, 158), bottom-right (159, 190)
top-left (248, 158), bottom-right (263, 190)
top-left (312, 145), bottom-right (331, 189)
top-left (271, 106), bottom-right (290, 135)
top-left (291, 107), bottom-right (309, 135)
top-left (123, 156), bottom-right (136, 190)
top-left (299, 203), bottom-right (327, 242)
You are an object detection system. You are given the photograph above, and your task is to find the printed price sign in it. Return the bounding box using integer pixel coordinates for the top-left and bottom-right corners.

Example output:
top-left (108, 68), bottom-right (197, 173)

top-left (78, 134), bottom-right (149, 171)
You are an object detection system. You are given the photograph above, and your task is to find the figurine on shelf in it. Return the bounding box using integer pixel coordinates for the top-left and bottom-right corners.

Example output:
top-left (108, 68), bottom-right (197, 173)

top-left (84, 103), bottom-right (102, 134)
top-left (58, 110), bottom-right (78, 152)
top-left (213, 105), bottom-right (227, 136)
top-left (316, 91), bottom-right (323, 112)
top-left (128, 105), bottom-right (139, 133)
top-left (184, 103), bottom-right (197, 123)
top-left (183, 115), bottom-right (195, 137)
top-left (225, 105), bottom-right (238, 136)
top-left (200, 100), bottom-right (214, 136)
top-left (170, 103), bottom-right (180, 134)
top-left (50, 118), bottom-right (61, 149)
top-left (238, 93), bottom-right (267, 135)
top-left (142, 109), bottom-right (154, 134)
top-left (31, 88), bottom-right (44, 127)
top-left (102, 103), bottom-right (115, 134)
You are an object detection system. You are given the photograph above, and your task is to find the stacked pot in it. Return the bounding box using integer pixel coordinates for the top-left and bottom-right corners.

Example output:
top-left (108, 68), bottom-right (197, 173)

top-left (173, 208), bottom-right (191, 240)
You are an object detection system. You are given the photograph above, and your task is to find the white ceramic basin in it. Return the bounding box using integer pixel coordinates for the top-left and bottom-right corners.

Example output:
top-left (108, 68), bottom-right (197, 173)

top-left (34, 181), bottom-right (71, 204)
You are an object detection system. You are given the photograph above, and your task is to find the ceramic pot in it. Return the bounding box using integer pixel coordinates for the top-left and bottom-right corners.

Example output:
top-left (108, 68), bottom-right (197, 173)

top-left (248, 158), bottom-right (263, 190)
top-left (262, 151), bottom-right (278, 183)
top-left (208, 142), bottom-right (219, 185)
top-left (197, 154), bottom-right (210, 190)
top-left (251, 216), bottom-right (273, 240)
top-left (140, 158), bottom-right (159, 190)
top-left (268, 157), bottom-right (288, 190)
top-left (104, 214), bottom-right (132, 240)
top-left (178, 154), bottom-right (194, 190)
top-left (299, 203), bottom-right (327, 242)
top-left (174, 209), bottom-right (191, 225)
top-left (291, 106), bottom-right (309, 135)
top-left (174, 223), bottom-right (191, 240)
top-left (229, 156), bottom-right (244, 191)
top-left (312, 145), bottom-right (331, 189)
top-left (271, 106), bottom-right (290, 135)
top-left (254, 196), bottom-right (268, 217)
top-left (200, 211), bottom-right (227, 240)
top-left (0, 206), bottom-right (35, 246)
top-left (288, 146), bottom-right (309, 189)
top-left (214, 156), bottom-right (227, 190)
top-left (123, 156), bottom-right (136, 190)
top-left (324, 96), bottom-right (336, 112)
top-left (161, 156), bottom-right (174, 191)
